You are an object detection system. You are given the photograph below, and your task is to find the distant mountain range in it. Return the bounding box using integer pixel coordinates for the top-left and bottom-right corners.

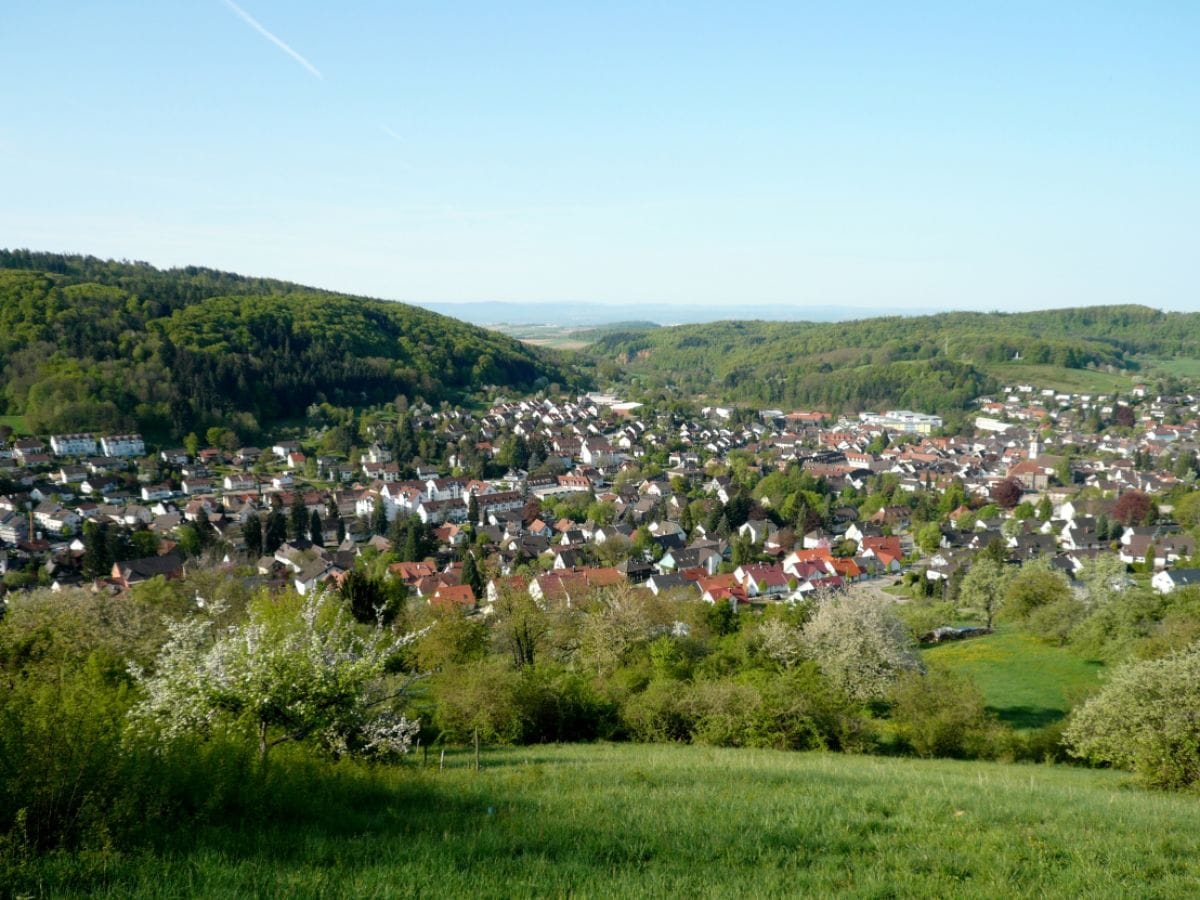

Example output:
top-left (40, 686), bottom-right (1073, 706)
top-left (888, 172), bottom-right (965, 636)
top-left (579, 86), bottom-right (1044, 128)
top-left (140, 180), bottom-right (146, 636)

top-left (416, 301), bottom-right (944, 327)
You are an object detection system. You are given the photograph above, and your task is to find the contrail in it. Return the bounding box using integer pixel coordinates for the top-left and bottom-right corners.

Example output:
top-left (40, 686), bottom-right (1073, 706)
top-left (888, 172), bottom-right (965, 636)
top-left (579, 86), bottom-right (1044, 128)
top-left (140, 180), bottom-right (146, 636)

top-left (221, 0), bottom-right (323, 80)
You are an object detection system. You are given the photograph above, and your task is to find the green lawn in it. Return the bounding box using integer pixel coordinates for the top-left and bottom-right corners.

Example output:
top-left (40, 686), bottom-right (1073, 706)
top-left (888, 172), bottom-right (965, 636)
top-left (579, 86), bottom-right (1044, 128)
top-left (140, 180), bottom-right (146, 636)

top-left (10, 743), bottom-right (1200, 898)
top-left (924, 626), bottom-right (1103, 729)
top-left (979, 363), bottom-right (1132, 394)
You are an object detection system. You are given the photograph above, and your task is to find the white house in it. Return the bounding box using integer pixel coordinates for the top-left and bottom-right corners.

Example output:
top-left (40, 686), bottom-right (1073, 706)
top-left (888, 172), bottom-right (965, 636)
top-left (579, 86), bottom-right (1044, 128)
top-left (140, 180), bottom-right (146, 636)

top-left (50, 433), bottom-right (98, 457)
top-left (1153, 568), bottom-right (1200, 594)
top-left (100, 434), bottom-right (145, 457)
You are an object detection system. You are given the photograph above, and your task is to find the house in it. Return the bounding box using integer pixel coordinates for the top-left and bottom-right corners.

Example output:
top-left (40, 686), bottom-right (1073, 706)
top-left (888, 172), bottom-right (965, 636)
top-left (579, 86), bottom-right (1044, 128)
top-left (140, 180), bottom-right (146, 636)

top-left (431, 584), bottom-right (477, 609)
top-left (223, 474), bottom-right (257, 492)
top-left (1152, 568), bottom-right (1200, 594)
top-left (272, 441), bottom-right (302, 460)
top-left (100, 434), bottom-right (145, 458)
top-left (50, 434), bottom-right (98, 457)
top-left (529, 566), bottom-right (624, 605)
top-left (645, 573), bottom-right (690, 595)
top-left (655, 546), bottom-right (721, 576)
top-left (294, 560), bottom-right (336, 595)
top-left (111, 553), bottom-right (184, 589)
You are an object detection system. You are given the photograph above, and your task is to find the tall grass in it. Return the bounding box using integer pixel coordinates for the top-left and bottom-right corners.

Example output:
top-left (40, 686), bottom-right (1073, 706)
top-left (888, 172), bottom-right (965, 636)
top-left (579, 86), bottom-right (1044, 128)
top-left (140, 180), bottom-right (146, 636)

top-left (7, 743), bottom-right (1200, 898)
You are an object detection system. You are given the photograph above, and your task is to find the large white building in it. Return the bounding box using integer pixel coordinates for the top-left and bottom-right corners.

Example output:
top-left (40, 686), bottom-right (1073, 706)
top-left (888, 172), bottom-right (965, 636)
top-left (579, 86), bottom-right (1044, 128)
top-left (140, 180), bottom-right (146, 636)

top-left (50, 433), bottom-right (98, 457)
top-left (100, 434), bottom-right (145, 458)
top-left (860, 410), bottom-right (944, 435)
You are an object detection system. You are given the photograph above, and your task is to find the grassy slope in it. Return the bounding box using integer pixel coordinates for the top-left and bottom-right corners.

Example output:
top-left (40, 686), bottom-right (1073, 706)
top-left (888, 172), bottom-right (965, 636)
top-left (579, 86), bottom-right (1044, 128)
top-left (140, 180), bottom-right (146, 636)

top-left (924, 627), bottom-right (1103, 729)
top-left (15, 743), bottom-right (1200, 899)
top-left (0, 415), bottom-right (30, 436)
top-left (978, 362), bottom-right (1133, 394)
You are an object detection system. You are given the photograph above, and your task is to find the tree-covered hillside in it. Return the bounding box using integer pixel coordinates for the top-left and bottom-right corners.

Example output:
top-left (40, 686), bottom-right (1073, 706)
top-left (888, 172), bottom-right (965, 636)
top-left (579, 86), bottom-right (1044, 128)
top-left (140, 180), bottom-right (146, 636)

top-left (0, 251), bottom-right (581, 439)
top-left (586, 306), bottom-right (1200, 414)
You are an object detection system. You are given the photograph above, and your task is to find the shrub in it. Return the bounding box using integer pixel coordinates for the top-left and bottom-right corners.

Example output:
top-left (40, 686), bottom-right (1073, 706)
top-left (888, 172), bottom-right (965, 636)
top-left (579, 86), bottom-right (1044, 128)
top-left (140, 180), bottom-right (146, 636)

top-left (889, 668), bottom-right (1009, 760)
top-left (1064, 644), bottom-right (1200, 788)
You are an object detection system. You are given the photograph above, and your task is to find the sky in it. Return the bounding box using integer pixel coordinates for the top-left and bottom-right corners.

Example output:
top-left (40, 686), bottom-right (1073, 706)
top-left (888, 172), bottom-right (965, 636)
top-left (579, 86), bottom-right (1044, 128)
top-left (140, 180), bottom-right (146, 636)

top-left (1, 1), bottom-right (1197, 314)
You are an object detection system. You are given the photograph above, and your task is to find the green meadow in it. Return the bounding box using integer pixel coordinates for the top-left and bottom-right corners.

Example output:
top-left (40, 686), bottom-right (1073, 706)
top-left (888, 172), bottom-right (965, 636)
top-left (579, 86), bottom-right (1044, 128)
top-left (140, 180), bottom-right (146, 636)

top-left (924, 627), bottom-right (1103, 730)
top-left (9, 743), bottom-right (1200, 899)
top-left (978, 362), bottom-right (1132, 395)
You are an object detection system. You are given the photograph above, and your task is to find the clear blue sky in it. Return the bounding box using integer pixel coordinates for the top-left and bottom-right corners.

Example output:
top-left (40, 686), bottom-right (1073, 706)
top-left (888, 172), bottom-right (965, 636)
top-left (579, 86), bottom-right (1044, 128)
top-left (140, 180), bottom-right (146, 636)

top-left (1, 1), bottom-right (1196, 312)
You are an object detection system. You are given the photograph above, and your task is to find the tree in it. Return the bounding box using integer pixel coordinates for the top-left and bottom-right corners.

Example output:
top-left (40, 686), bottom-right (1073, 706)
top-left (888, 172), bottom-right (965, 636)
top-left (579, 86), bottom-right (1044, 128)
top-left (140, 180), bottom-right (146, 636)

top-left (915, 522), bottom-right (943, 555)
top-left (1002, 560), bottom-right (1071, 621)
top-left (491, 587), bottom-right (548, 668)
top-left (680, 503), bottom-right (695, 535)
top-left (309, 509), bottom-right (324, 546)
top-left (990, 478), bottom-right (1023, 510)
top-left (290, 494), bottom-right (309, 541)
top-left (957, 558), bottom-right (1008, 628)
top-left (461, 551), bottom-right (485, 600)
top-left (336, 515), bottom-right (347, 544)
top-left (1174, 491), bottom-right (1200, 528)
top-left (1036, 495), bottom-right (1053, 522)
top-left (183, 432), bottom-right (200, 458)
top-left (802, 593), bottom-right (923, 702)
top-left (339, 568), bottom-right (406, 625)
top-left (467, 491), bottom-right (479, 525)
top-left (81, 521), bottom-right (113, 579)
top-left (263, 510), bottom-right (287, 554)
top-left (243, 513), bottom-right (263, 558)
top-left (1113, 490), bottom-right (1153, 527)
top-left (371, 498), bottom-right (389, 536)
top-left (128, 591), bottom-right (422, 762)
top-left (1064, 645), bottom-right (1200, 788)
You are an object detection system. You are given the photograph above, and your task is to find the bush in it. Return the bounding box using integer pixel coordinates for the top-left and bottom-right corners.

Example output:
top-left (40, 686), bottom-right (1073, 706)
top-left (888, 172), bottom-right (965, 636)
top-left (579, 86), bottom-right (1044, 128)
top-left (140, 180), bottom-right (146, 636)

top-left (620, 679), bottom-right (695, 743)
top-left (1064, 644), bottom-right (1200, 788)
top-left (889, 668), bottom-right (1009, 760)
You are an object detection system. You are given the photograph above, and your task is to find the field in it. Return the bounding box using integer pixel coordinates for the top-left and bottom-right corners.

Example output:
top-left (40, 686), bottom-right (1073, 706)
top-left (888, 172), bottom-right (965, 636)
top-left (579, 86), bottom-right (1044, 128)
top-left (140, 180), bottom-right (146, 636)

top-left (10, 742), bottom-right (1200, 898)
top-left (0, 415), bottom-right (30, 436)
top-left (488, 324), bottom-right (596, 350)
top-left (1142, 356), bottom-right (1200, 382)
top-left (978, 363), bottom-right (1133, 395)
top-left (924, 627), bottom-right (1103, 729)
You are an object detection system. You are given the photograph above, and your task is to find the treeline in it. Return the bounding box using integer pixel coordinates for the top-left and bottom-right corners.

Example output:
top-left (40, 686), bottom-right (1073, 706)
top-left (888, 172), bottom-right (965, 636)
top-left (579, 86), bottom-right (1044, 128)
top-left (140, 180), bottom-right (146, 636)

top-left (0, 251), bottom-right (583, 438)
top-left (586, 305), bottom-right (1200, 415)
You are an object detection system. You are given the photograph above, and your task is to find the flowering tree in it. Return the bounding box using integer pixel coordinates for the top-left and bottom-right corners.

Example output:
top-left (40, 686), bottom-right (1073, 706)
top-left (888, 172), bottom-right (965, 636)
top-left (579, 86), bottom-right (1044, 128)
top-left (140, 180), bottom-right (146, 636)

top-left (802, 593), bottom-right (923, 702)
top-left (128, 591), bottom-right (423, 762)
top-left (1065, 645), bottom-right (1200, 788)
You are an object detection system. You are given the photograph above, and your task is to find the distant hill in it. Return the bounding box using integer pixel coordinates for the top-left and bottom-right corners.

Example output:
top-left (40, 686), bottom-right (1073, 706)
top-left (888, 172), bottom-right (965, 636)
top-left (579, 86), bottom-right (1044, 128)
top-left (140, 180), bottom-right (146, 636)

top-left (0, 250), bottom-right (582, 440)
top-left (418, 300), bottom-right (934, 326)
top-left (584, 306), bottom-right (1200, 416)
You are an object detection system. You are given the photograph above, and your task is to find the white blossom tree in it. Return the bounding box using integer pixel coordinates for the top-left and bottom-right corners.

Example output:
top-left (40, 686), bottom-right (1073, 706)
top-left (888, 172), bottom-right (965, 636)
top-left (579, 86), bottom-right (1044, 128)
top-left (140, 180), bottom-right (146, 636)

top-left (1065, 645), bottom-right (1200, 789)
top-left (802, 593), bottom-right (923, 702)
top-left (128, 591), bottom-right (423, 762)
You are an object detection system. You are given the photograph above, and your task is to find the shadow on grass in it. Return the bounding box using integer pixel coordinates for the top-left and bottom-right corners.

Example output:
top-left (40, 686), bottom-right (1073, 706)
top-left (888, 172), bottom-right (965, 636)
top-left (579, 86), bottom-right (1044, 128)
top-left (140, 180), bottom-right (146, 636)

top-left (989, 705), bottom-right (1064, 730)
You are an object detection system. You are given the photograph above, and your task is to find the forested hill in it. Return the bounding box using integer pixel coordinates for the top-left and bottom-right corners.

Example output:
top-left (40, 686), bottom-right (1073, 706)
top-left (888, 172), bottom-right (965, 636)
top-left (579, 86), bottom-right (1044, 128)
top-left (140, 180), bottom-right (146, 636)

top-left (585, 306), bottom-right (1200, 416)
top-left (0, 250), bottom-right (580, 439)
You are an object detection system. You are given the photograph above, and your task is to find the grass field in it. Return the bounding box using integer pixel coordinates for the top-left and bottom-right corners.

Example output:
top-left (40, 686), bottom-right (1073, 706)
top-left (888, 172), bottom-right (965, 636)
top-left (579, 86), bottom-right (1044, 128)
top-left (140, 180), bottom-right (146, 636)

top-left (1143, 356), bottom-right (1200, 383)
top-left (9, 743), bottom-right (1200, 898)
top-left (488, 324), bottom-right (596, 350)
top-left (924, 627), bottom-right (1103, 729)
top-left (979, 363), bottom-right (1132, 395)
top-left (0, 415), bottom-right (30, 436)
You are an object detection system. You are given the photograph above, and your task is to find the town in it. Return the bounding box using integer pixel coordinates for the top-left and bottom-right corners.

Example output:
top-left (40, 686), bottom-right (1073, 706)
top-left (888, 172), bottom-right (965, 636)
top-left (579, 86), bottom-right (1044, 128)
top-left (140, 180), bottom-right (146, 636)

top-left (3, 379), bottom-right (1197, 610)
